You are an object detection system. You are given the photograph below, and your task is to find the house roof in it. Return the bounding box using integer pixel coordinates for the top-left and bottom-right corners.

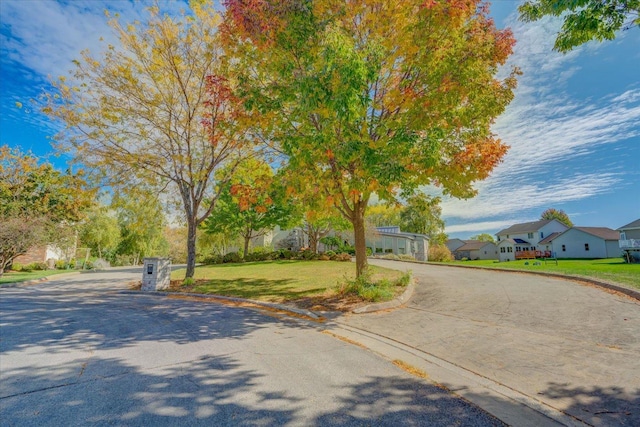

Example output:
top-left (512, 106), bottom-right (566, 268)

top-left (573, 227), bottom-right (619, 241)
top-left (454, 240), bottom-right (494, 251)
top-left (539, 232), bottom-right (561, 245)
top-left (538, 227), bottom-right (619, 242)
top-left (496, 219), bottom-right (557, 236)
top-left (618, 218), bottom-right (640, 231)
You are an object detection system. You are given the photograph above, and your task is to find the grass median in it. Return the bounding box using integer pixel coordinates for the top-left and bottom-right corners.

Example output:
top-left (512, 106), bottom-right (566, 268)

top-left (0, 269), bottom-right (77, 286)
top-left (169, 260), bottom-right (408, 310)
top-left (441, 258), bottom-right (640, 290)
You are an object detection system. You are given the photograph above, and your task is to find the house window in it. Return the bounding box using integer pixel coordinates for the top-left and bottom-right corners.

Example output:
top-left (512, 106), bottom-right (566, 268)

top-left (620, 232), bottom-right (626, 240)
top-left (507, 247), bottom-right (513, 253)
top-left (500, 247), bottom-right (505, 253)
top-left (540, 232), bottom-right (544, 239)
top-left (528, 232), bottom-right (533, 239)
top-left (585, 243), bottom-right (589, 251)
top-left (562, 244), bottom-right (566, 252)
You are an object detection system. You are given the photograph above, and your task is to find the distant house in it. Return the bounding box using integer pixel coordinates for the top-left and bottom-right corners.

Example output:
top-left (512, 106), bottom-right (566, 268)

top-left (445, 239), bottom-right (466, 253)
top-left (368, 227), bottom-right (429, 261)
top-left (618, 219), bottom-right (640, 262)
top-left (496, 219), bottom-right (569, 260)
top-left (13, 245), bottom-right (67, 267)
top-left (451, 240), bottom-right (498, 260)
top-left (538, 227), bottom-right (620, 259)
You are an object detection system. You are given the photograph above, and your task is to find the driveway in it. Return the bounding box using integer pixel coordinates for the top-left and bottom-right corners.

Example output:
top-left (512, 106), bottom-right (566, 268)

top-left (0, 267), bottom-right (501, 426)
top-left (336, 260), bottom-right (640, 427)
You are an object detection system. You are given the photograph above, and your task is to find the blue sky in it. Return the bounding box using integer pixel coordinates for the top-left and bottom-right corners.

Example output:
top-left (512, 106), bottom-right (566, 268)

top-left (1, 0), bottom-right (639, 238)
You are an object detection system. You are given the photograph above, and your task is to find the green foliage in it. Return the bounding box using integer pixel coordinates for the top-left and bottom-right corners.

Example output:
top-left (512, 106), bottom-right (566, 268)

top-left (183, 277), bottom-right (195, 287)
top-left (79, 205), bottom-right (121, 259)
top-left (336, 270), bottom-right (410, 302)
top-left (399, 193), bottom-right (447, 244)
top-left (540, 208), bottom-right (574, 227)
top-left (469, 233), bottom-right (495, 243)
top-left (519, 0), bottom-right (640, 52)
top-left (223, 252), bottom-right (243, 263)
top-left (0, 146), bottom-right (94, 276)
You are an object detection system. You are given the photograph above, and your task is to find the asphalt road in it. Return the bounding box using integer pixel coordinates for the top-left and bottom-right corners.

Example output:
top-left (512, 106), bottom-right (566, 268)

top-left (341, 260), bottom-right (640, 427)
top-left (0, 267), bottom-right (502, 426)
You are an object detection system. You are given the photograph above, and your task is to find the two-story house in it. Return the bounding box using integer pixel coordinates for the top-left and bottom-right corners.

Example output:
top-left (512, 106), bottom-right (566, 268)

top-left (495, 219), bottom-right (569, 261)
top-left (618, 218), bottom-right (640, 262)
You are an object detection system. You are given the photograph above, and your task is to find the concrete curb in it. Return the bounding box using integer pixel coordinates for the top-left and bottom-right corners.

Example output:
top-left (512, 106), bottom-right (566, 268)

top-left (352, 279), bottom-right (416, 314)
top-left (372, 257), bottom-right (640, 301)
top-left (119, 290), bottom-right (322, 320)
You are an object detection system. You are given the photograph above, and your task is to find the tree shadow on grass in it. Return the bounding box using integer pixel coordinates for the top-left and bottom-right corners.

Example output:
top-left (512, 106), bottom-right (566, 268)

top-left (184, 278), bottom-right (327, 302)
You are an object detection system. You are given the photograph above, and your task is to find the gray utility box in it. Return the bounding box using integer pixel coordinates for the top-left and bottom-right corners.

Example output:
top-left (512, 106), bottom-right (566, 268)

top-left (141, 258), bottom-right (171, 291)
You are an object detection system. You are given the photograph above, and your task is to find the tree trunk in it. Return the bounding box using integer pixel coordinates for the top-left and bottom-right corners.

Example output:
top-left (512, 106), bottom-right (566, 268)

top-left (185, 218), bottom-right (197, 278)
top-left (243, 235), bottom-right (251, 260)
top-left (352, 201), bottom-right (368, 278)
top-left (308, 225), bottom-right (318, 254)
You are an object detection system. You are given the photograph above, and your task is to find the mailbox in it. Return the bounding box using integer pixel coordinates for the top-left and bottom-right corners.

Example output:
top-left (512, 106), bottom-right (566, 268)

top-left (141, 257), bottom-right (171, 291)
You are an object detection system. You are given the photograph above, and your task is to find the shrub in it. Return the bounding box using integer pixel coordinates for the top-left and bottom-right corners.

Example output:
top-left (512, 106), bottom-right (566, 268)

top-left (396, 271), bottom-right (412, 287)
top-left (277, 249), bottom-right (294, 259)
top-left (203, 254), bottom-right (224, 265)
top-left (428, 244), bottom-right (454, 262)
top-left (324, 250), bottom-right (336, 258)
top-left (334, 253), bottom-right (352, 262)
top-left (318, 254), bottom-right (330, 261)
top-left (461, 257), bottom-right (469, 262)
top-left (398, 254), bottom-right (415, 261)
top-left (183, 277), bottom-right (195, 286)
top-left (25, 262), bottom-right (48, 271)
top-left (10, 262), bottom-right (24, 272)
top-left (381, 253), bottom-right (400, 260)
top-left (298, 249), bottom-right (319, 260)
top-left (223, 252), bottom-right (243, 263)
top-left (336, 272), bottom-right (394, 302)
top-left (366, 247), bottom-right (373, 256)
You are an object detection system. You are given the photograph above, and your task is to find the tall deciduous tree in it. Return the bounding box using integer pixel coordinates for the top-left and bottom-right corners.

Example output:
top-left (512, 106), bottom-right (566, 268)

top-left (519, 0), bottom-right (640, 52)
top-left (43, 2), bottom-right (251, 278)
top-left (223, 0), bottom-right (518, 277)
top-left (203, 159), bottom-right (296, 258)
top-left (399, 194), bottom-right (447, 244)
top-left (79, 205), bottom-right (121, 259)
top-left (540, 208), bottom-right (573, 227)
top-left (0, 146), bottom-right (94, 275)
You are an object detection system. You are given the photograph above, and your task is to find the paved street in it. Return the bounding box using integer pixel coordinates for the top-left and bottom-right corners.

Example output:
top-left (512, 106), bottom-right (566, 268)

top-left (0, 268), bottom-right (501, 426)
top-left (339, 260), bottom-right (640, 427)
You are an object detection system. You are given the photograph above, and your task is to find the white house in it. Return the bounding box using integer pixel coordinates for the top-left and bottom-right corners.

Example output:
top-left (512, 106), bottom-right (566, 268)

top-left (538, 227), bottom-right (620, 258)
top-left (496, 219), bottom-right (569, 259)
top-left (617, 219), bottom-right (640, 262)
top-left (369, 227), bottom-right (430, 261)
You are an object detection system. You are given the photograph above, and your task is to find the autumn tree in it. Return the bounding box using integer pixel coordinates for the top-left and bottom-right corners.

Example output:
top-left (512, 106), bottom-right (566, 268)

top-left (203, 159), bottom-right (297, 258)
top-left (223, 0), bottom-right (517, 277)
top-left (399, 194), bottom-right (447, 244)
top-left (366, 204), bottom-right (403, 228)
top-left (43, 2), bottom-right (251, 278)
top-left (519, 0), bottom-right (640, 52)
top-left (469, 233), bottom-right (495, 243)
top-left (540, 208), bottom-right (573, 227)
top-left (0, 146), bottom-right (94, 275)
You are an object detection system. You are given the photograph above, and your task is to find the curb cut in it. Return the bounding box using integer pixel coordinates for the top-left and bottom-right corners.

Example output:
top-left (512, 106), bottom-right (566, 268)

top-left (371, 258), bottom-right (640, 301)
top-left (352, 279), bottom-right (416, 314)
top-left (119, 290), bottom-right (322, 320)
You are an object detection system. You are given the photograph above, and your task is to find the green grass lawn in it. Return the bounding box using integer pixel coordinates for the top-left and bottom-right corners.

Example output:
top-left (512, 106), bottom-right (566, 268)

top-left (439, 258), bottom-right (640, 289)
top-left (170, 260), bottom-right (404, 302)
top-left (0, 269), bottom-right (76, 286)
